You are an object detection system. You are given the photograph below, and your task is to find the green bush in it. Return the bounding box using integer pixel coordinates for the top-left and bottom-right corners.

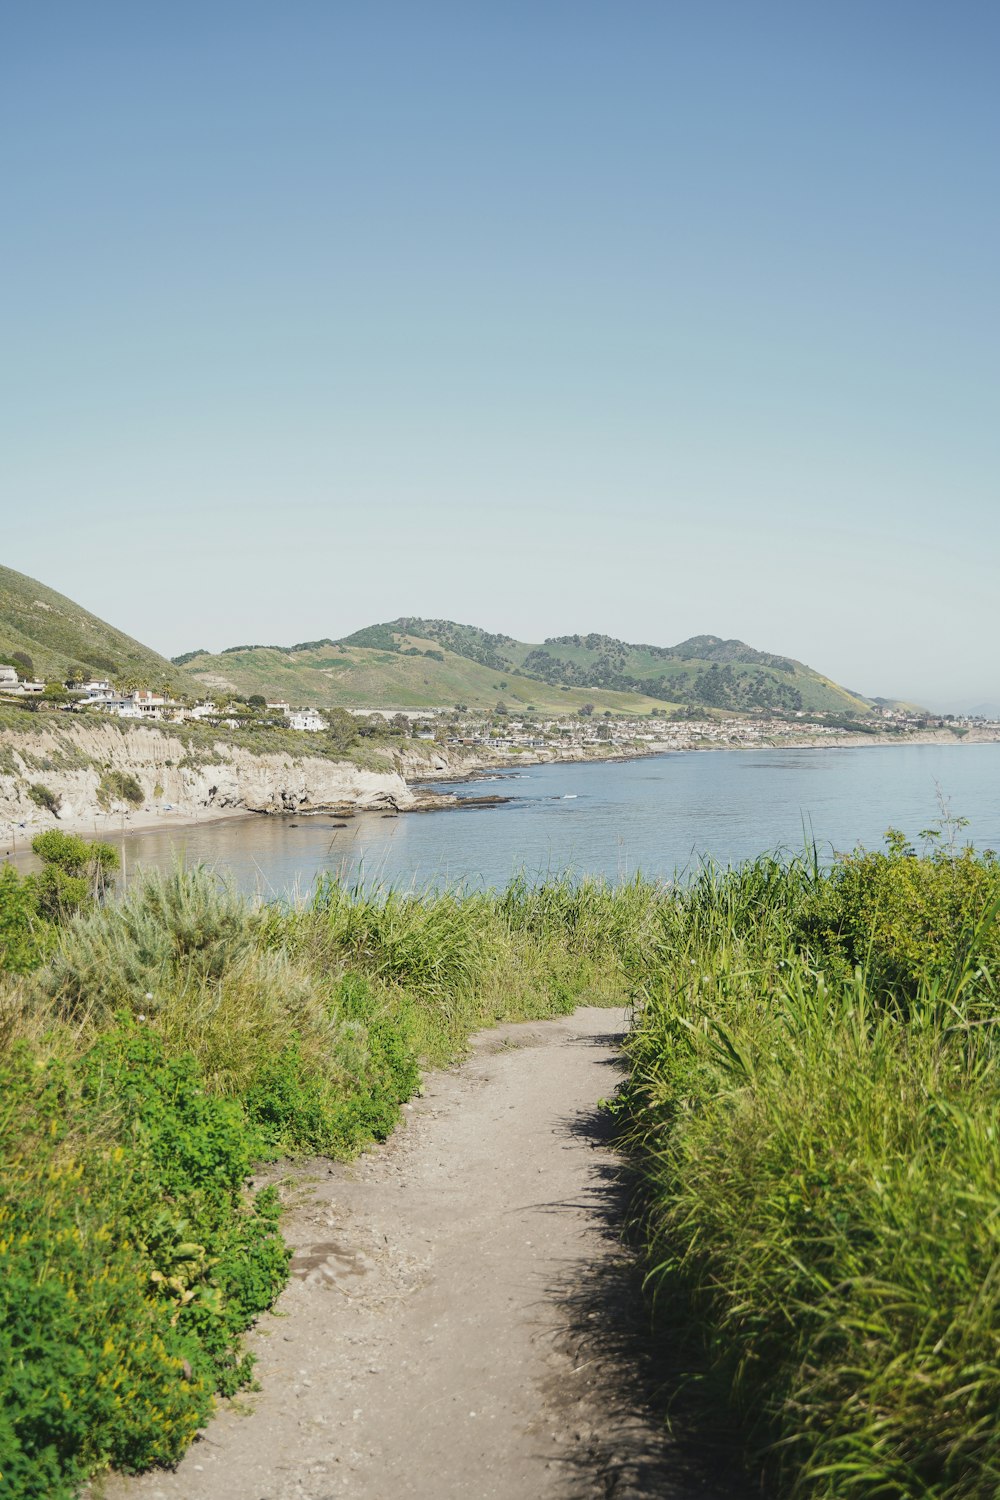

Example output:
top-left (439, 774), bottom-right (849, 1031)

top-left (0, 1030), bottom-right (288, 1499)
top-left (26, 782), bottom-right (60, 815)
top-left (97, 769), bottom-right (144, 809)
top-left (0, 866), bottom-right (53, 973)
top-left (0, 835), bottom-right (120, 972)
top-left (793, 832), bottom-right (1000, 1004)
top-left (42, 866), bottom-right (259, 1021)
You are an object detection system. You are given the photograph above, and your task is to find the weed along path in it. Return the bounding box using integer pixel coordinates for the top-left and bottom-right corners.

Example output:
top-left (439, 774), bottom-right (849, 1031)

top-left (106, 1008), bottom-right (729, 1500)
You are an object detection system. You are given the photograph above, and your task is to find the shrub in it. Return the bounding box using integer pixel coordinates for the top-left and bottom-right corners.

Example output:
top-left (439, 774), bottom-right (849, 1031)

top-left (793, 831), bottom-right (1000, 1003)
top-left (97, 769), bottom-right (144, 810)
top-left (42, 867), bottom-right (259, 1022)
top-left (0, 1030), bottom-right (288, 1498)
top-left (26, 782), bottom-right (60, 814)
top-left (0, 866), bottom-right (53, 973)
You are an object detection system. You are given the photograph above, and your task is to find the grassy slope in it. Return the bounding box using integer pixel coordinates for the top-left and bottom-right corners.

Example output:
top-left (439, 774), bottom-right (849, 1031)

top-left (180, 639), bottom-right (674, 714)
top-left (474, 637), bottom-right (870, 715)
top-left (356, 619), bottom-right (873, 715)
top-left (0, 564), bottom-right (185, 690)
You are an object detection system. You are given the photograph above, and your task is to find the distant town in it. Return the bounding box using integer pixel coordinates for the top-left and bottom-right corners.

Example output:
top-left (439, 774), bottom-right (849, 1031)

top-left (2, 664), bottom-right (997, 754)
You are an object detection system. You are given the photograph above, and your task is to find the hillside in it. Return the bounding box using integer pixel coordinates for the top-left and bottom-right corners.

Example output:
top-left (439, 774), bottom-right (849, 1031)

top-left (378, 619), bottom-right (872, 714)
top-left (0, 564), bottom-right (185, 690)
top-left (178, 619), bottom-right (873, 715)
top-left (177, 638), bottom-right (671, 714)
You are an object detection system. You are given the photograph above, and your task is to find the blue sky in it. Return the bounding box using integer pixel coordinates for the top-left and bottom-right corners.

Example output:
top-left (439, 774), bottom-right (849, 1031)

top-left (3, 2), bottom-right (997, 707)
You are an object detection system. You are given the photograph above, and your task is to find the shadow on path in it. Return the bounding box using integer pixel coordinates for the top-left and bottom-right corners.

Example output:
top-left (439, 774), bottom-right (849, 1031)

top-left (539, 1034), bottom-right (755, 1500)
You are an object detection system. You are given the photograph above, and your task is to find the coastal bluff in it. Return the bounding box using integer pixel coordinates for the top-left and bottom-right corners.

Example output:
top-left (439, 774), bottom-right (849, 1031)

top-left (0, 721), bottom-right (417, 841)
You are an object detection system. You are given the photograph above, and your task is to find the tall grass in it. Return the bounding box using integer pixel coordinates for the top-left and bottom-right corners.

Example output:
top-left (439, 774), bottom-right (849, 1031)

top-left (4, 844), bottom-right (999, 1498)
top-left (621, 846), bottom-right (1000, 1499)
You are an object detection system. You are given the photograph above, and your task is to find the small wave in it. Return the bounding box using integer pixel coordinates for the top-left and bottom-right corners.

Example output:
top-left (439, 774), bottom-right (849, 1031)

top-left (562, 794), bottom-right (578, 800)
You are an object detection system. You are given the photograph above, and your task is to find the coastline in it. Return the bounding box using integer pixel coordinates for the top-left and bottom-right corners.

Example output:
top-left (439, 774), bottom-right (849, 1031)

top-left (0, 802), bottom-right (257, 861)
top-left (411, 726), bottom-right (1000, 789)
top-left (3, 727), bottom-right (997, 858)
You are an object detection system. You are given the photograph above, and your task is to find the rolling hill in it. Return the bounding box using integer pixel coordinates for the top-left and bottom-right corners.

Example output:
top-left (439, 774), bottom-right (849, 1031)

top-left (176, 637), bottom-right (672, 715)
top-left (177, 618), bottom-right (874, 716)
top-left (0, 565), bottom-right (186, 689)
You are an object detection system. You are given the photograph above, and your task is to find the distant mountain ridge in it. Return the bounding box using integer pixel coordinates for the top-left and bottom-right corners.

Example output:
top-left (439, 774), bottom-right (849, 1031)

top-left (180, 616), bottom-right (874, 716)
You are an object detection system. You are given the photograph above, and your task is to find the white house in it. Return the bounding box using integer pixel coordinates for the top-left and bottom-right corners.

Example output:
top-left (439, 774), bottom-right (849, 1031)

top-left (76, 680), bottom-right (116, 703)
top-left (288, 708), bottom-right (326, 732)
top-left (0, 669), bottom-right (43, 695)
top-left (99, 690), bottom-right (167, 721)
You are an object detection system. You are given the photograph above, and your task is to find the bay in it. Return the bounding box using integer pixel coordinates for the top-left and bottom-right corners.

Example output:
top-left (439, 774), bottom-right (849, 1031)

top-left (67, 741), bottom-right (1000, 897)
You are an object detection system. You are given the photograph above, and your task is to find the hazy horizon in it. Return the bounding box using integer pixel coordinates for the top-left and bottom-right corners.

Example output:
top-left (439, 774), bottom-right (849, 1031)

top-left (4, 4), bottom-right (997, 710)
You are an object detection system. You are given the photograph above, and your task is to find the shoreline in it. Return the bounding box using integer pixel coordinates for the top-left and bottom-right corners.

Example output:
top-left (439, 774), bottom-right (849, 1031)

top-left (412, 727), bottom-right (1000, 789)
top-left (4, 730), bottom-right (997, 858)
top-left (0, 802), bottom-right (256, 861)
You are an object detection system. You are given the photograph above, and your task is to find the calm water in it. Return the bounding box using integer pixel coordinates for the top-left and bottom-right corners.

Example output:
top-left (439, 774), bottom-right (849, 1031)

top-left (33, 742), bottom-right (1000, 897)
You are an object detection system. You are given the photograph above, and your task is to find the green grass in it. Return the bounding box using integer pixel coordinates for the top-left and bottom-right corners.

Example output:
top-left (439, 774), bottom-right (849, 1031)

top-left (619, 845), bottom-right (1000, 1499)
top-left (0, 564), bottom-right (186, 690)
top-left (178, 639), bottom-right (671, 713)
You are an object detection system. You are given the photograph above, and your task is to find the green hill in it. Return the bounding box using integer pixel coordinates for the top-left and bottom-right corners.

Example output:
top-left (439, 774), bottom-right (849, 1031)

top-left (178, 618), bottom-right (874, 716)
top-left (351, 619), bottom-right (873, 715)
top-left (176, 636), bottom-right (672, 715)
top-left (0, 564), bottom-right (185, 689)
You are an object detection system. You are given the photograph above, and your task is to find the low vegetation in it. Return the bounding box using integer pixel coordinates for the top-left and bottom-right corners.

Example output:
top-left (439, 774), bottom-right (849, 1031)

top-left (620, 835), bottom-right (1000, 1499)
top-left (1, 828), bottom-right (997, 1498)
top-left (0, 858), bottom-right (640, 1498)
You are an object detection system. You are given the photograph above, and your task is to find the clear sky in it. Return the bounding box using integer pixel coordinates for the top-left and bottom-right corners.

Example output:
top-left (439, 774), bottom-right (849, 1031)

top-left (3, 2), bottom-right (998, 709)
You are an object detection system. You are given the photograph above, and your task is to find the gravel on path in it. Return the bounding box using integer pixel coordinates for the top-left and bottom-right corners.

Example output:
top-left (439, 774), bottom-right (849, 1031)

top-left (102, 1008), bottom-right (740, 1500)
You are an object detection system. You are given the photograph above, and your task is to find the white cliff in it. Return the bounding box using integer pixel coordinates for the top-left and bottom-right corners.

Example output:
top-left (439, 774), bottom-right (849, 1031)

top-left (0, 722), bottom-right (414, 841)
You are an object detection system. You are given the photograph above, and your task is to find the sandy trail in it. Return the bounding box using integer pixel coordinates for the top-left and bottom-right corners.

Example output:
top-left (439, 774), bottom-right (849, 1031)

top-left (105, 1008), bottom-right (735, 1500)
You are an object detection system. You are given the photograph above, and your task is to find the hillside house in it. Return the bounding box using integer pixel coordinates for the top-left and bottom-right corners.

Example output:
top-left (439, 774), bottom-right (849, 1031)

top-left (0, 665), bottom-right (18, 687)
top-left (76, 680), bottom-right (116, 702)
top-left (288, 708), bottom-right (326, 732)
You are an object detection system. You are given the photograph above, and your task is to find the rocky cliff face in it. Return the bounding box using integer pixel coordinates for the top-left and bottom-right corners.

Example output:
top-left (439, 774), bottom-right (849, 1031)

top-left (0, 722), bottom-right (415, 838)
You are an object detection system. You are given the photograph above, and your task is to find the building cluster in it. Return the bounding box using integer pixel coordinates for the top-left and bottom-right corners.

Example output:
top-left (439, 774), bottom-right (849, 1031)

top-left (3, 665), bottom-right (997, 749)
top-left (0, 669), bottom-right (331, 733)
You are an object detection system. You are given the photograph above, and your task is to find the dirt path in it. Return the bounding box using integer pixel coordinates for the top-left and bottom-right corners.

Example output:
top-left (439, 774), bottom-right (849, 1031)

top-left (104, 1008), bottom-right (734, 1500)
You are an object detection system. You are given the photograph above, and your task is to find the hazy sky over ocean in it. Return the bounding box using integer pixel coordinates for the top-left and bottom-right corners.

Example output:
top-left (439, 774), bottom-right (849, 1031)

top-left (3, 3), bottom-right (997, 708)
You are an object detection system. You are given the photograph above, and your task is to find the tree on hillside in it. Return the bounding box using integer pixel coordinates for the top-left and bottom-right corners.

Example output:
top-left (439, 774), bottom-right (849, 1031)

top-left (326, 708), bottom-right (359, 754)
top-left (11, 652), bottom-right (34, 680)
